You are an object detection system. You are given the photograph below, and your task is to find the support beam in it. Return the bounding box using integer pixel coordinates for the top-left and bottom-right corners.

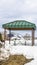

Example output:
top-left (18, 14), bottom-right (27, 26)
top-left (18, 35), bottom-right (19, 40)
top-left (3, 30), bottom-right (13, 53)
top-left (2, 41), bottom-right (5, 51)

top-left (9, 30), bottom-right (11, 44)
top-left (32, 29), bottom-right (35, 46)
top-left (4, 29), bottom-right (6, 47)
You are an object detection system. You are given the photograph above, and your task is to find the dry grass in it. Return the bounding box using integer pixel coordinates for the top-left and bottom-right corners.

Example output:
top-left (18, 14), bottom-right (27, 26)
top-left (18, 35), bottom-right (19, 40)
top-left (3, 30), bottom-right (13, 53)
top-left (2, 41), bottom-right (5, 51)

top-left (0, 55), bottom-right (33, 65)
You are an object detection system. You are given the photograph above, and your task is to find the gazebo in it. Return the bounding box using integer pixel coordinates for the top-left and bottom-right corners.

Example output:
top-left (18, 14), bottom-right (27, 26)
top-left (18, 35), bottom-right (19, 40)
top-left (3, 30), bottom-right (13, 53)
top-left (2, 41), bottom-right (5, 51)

top-left (2, 20), bottom-right (36, 46)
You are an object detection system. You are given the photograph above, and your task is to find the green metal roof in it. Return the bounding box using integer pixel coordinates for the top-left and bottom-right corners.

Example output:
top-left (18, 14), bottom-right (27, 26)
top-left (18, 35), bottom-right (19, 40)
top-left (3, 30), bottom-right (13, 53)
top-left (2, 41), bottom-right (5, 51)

top-left (2, 20), bottom-right (36, 30)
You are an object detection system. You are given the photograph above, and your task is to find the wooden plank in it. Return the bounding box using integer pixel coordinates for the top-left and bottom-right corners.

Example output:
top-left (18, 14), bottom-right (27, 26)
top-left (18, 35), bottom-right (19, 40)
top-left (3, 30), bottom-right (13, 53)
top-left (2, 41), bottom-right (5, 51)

top-left (4, 28), bottom-right (34, 30)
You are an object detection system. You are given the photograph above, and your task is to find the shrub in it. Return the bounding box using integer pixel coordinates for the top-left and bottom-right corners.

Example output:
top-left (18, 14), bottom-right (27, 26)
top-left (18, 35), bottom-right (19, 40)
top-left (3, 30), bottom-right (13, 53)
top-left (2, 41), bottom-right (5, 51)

top-left (0, 33), bottom-right (2, 41)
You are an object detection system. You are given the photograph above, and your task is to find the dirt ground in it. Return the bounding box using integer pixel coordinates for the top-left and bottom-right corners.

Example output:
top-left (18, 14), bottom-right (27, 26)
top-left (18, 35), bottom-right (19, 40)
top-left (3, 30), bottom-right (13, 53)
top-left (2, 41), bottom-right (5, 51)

top-left (0, 55), bottom-right (33, 65)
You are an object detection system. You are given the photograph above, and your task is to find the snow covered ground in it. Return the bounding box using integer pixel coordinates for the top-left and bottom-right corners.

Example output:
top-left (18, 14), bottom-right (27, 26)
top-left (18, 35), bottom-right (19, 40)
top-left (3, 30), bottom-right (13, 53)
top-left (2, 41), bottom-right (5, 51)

top-left (5, 39), bottom-right (37, 46)
top-left (34, 39), bottom-right (37, 46)
top-left (9, 46), bottom-right (37, 65)
top-left (0, 40), bottom-right (37, 65)
top-left (4, 42), bottom-right (37, 65)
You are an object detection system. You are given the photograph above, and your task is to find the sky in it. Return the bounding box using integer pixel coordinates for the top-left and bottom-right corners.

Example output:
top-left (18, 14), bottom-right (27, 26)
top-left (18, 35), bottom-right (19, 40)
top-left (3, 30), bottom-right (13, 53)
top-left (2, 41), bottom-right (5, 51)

top-left (0, 0), bottom-right (37, 36)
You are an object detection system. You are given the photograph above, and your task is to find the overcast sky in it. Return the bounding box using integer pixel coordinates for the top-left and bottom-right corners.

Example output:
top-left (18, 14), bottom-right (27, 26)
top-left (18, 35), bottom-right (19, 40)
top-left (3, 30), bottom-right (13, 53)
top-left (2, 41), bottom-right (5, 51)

top-left (0, 0), bottom-right (37, 36)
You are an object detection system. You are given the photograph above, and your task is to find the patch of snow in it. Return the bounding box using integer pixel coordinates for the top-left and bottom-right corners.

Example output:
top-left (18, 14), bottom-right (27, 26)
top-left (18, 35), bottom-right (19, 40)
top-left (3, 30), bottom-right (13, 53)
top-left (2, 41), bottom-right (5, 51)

top-left (25, 59), bottom-right (37, 65)
top-left (5, 40), bottom-right (10, 50)
top-left (34, 40), bottom-right (37, 46)
top-left (19, 38), bottom-right (25, 45)
top-left (10, 41), bottom-right (14, 45)
top-left (26, 40), bottom-right (32, 45)
top-left (0, 47), bottom-right (10, 60)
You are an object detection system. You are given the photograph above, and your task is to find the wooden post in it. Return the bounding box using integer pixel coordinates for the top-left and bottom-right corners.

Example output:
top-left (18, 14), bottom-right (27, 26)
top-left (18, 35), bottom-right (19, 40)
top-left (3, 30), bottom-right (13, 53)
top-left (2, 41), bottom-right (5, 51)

top-left (32, 29), bottom-right (35, 46)
top-left (9, 30), bottom-right (11, 44)
top-left (4, 29), bottom-right (6, 47)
